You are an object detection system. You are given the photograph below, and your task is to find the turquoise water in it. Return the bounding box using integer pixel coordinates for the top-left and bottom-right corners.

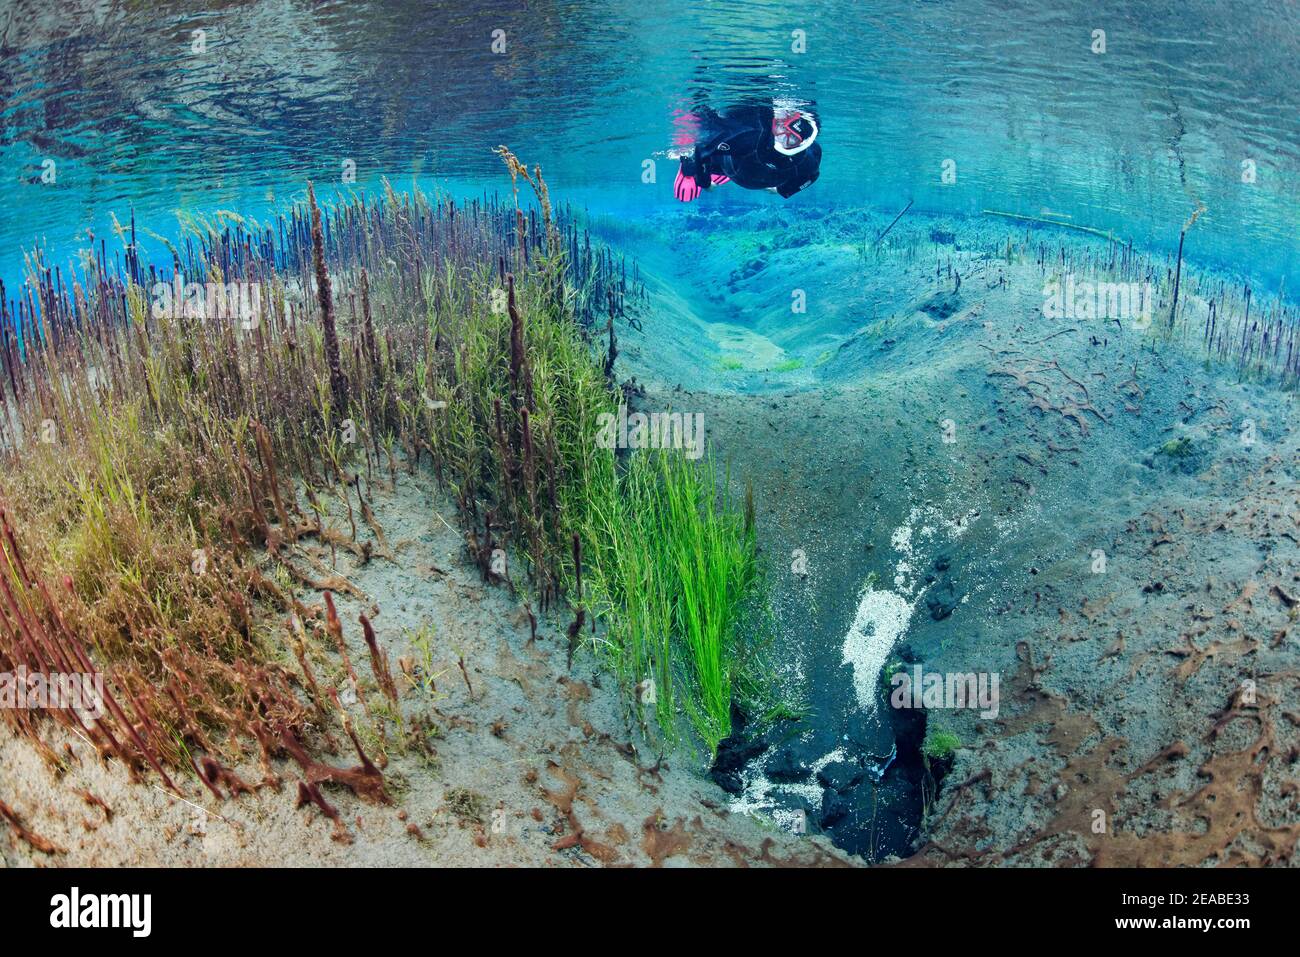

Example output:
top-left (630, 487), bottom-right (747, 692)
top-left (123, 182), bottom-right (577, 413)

top-left (2, 0), bottom-right (1298, 287)
top-left (2, 0), bottom-right (1298, 862)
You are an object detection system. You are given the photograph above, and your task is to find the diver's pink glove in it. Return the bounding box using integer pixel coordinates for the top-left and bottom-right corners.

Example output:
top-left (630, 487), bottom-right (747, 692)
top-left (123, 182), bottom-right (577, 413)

top-left (710, 174), bottom-right (730, 186)
top-left (674, 166), bottom-right (702, 202)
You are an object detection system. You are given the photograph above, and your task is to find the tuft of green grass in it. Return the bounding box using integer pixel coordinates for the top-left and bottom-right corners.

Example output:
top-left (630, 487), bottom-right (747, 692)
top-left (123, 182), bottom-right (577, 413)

top-left (922, 726), bottom-right (961, 761)
top-left (581, 450), bottom-right (765, 755)
top-left (405, 621), bottom-right (445, 698)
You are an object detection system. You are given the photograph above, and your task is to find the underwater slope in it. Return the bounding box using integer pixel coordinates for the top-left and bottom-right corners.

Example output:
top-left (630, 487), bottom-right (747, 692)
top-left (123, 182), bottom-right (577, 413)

top-left (0, 467), bottom-right (847, 867)
top-left (0, 176), bottom-right (847, 869)
top-left (0, 179), bottom-right (1294, 868)
top-left (607, 203), bottom-right (1299, 864)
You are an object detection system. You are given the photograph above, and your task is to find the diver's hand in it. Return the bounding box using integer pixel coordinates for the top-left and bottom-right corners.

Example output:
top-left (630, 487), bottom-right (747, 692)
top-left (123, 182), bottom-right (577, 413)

top-left (674, 165), bottom-right (702, 202)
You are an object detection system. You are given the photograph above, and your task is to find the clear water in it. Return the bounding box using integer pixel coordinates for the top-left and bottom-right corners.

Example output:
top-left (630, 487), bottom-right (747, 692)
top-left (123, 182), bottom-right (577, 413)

top-left (2, 0), bottom-right (1298, 862)
top-left (2, 0), bottom-right (1298, 286)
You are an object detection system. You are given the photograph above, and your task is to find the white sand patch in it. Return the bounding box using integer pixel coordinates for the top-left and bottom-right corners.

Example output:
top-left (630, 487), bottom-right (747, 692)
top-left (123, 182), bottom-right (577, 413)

top-left (729, 745), bottom-right (849, 828)
top-left (890, 521), bottom-right (915, 592)
top-left (841, 587), bottom-right (916, 712)
top-left (841, 504), bottom-right (980, 712)
top-left (842, 510), bottom-right (925, 713)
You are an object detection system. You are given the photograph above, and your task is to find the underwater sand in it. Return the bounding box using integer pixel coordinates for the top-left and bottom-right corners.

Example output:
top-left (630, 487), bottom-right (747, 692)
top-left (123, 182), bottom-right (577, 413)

top-left (0, 465), bottom-right (845, 867)
top-left (609, 203), bottom-right (1299, 862)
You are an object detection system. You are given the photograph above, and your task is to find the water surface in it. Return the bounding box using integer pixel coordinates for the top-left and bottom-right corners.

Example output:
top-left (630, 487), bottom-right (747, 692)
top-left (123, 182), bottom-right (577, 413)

top-left (2, 0), bottom-right (1297, 284)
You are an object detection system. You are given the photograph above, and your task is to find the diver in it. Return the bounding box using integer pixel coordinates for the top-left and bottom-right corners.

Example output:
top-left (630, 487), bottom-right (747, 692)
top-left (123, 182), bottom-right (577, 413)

top-left (673, 103), bottom-right (821, 202)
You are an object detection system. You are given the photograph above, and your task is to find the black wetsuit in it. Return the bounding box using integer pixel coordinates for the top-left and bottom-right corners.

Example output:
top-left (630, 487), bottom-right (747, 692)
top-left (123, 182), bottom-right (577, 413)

top-left (683, 105), bottom-right (821, 198)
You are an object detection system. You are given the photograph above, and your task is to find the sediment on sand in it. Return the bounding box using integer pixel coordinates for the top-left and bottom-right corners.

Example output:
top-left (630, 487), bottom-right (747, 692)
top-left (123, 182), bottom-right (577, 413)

top-left (599, 202), bottom-right (1299, 863)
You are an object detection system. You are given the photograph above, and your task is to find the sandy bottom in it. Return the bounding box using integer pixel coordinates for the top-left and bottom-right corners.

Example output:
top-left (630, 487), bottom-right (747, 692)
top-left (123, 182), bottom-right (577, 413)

top-left (0, 467), bottom-right (848, 868)
top-left (610, 204), bottom-right (1300, 864)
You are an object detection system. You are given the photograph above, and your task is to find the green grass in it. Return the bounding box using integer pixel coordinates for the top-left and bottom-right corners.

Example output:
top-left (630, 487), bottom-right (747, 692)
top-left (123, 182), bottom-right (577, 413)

top-left (0, 152), bottom-right (778, 787)
top-left (404, 621), bottom-right (444, 698)
top-left (581, 449), bottom-right (766, 754)
top-left (347, 196), bottom-right (773, 757)
top-left (922, 726), bottom-right (961, 761)
top-left (880, 658), bottom-right (907, 691)
top-left (1158, 436), bottom-right (1194, 458)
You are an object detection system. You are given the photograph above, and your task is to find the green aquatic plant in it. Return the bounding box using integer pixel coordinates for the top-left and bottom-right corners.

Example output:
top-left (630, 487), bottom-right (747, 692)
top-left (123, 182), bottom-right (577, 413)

top-left (880, 658), bottom-right (906, 691)
top-left (922, 726), bottom-right (961, 761)
top-left (0, 144), bottom-right (772, 811)
top-left (405, 621), bottom-right (444, 697)
top-left (582, 451), bottom-right (762, 754)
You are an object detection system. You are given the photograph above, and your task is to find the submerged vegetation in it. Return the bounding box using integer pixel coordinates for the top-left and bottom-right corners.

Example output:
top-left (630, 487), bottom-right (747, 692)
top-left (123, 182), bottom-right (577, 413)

top-left (921, 726), bottom-right (960, 762)
top-left (585, 451), bottom-right (764, 752)
top-left (1157, 436), bottom-right (1194, 458)
top-left (0, 151), bottom-right (772, 826)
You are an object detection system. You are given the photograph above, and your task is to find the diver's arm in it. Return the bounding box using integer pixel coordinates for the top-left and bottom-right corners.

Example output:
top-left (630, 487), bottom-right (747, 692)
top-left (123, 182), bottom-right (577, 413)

top-left (776, 146), bottom-right (821, 198)
top-left (776, 172), bottom-right (816, 198)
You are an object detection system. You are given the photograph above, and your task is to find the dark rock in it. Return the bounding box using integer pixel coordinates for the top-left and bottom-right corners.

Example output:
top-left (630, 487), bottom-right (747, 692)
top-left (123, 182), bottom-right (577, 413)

top-left (889, 701), bottom-right (927, 762)
top-left (710, 769), bottom-right (745, 795)
top-left (710, 702), bottom-right (768, 796)
top-left (926, 600), bottom-right (955, 621)
top-left (767, 749), bottom-right (810, 782)
top-left (816, 760), bottom-right (865, 793)
top-left (842, 710), bottom-right (878, 750)
top-left (819, 790), bottom-right (850, 828)
top-left (933, 553), bottom-right (952, 573)
top-left (926, 596), bottom-right (957, 621)
top-left (766, 738), bottom-right (821, 782)
top-left (925, 580), bottom-right (961, 621)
